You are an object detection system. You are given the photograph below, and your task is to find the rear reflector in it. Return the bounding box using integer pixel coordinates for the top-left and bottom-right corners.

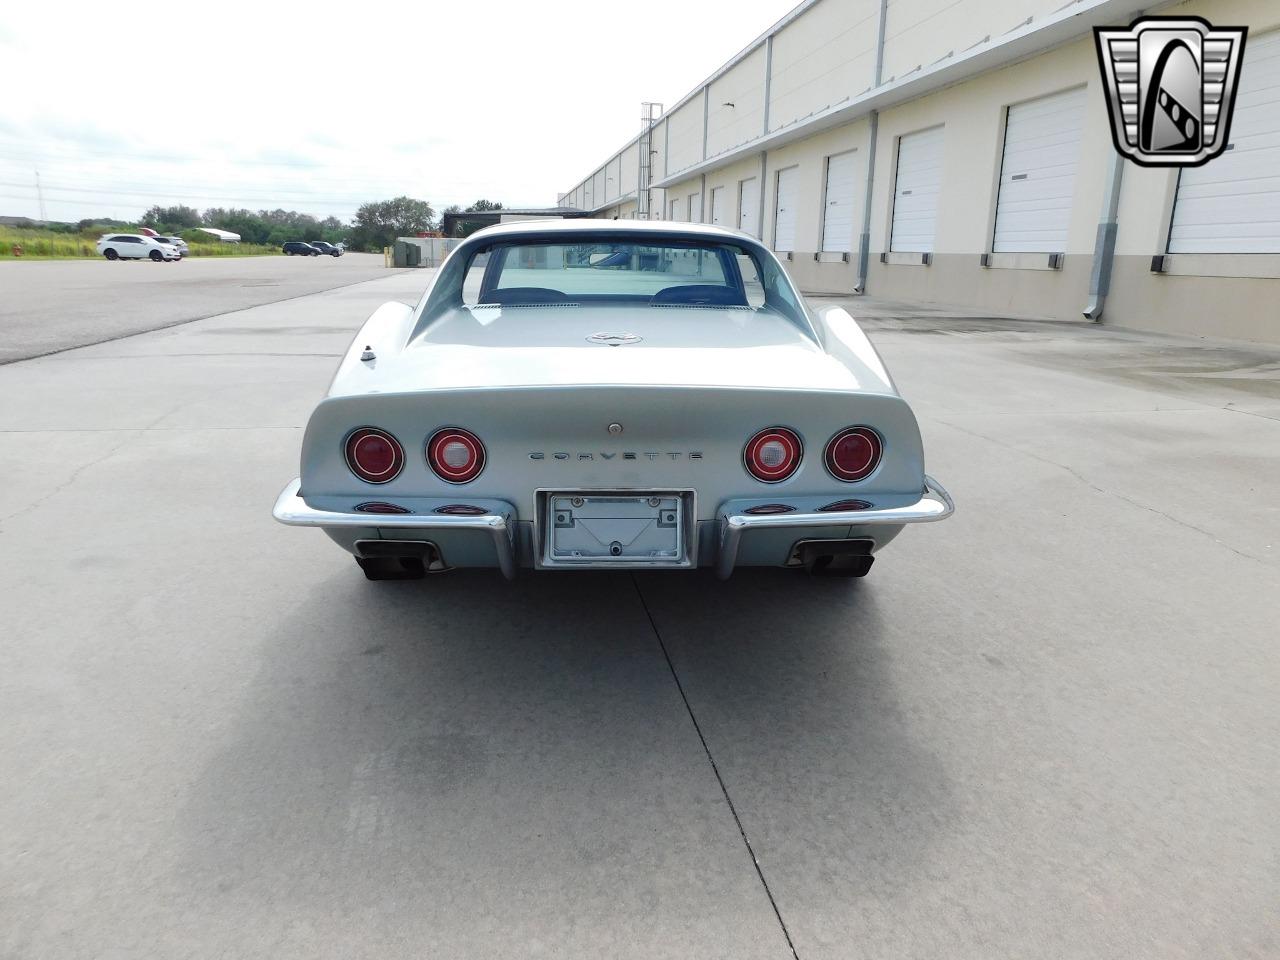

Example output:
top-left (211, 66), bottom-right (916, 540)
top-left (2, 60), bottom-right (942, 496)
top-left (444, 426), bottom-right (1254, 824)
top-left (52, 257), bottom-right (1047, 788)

top-left (744, 427), bottom-right (802, 483)
top-left (345, 427), bottom-right (405, 484)
top-left (824, 427), bottom-right (882, 482)
top-left (744, 503), bottom-right (796, 515)
top-left (818, 499), bottom-right (873, 512)
top-left (434, 504), bottom-right (488, 516)
top-left (355, 501), bottom-right (411, 514)
top-left (426, 428), bottom-right (486, 484)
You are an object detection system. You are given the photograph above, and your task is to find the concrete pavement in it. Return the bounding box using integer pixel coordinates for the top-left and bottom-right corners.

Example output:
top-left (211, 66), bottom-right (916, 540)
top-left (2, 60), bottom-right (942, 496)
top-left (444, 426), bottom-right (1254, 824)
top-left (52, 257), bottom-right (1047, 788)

top-left (1, 271), bottom-right (1277, 958)
top-left (0, 253), bottom-right (393, 363)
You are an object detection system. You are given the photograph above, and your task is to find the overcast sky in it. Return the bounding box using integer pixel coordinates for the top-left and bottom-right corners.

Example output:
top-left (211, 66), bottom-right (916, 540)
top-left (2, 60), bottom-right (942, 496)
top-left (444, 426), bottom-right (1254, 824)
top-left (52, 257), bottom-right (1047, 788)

top-left (0, 0), bottom-right (797, 224)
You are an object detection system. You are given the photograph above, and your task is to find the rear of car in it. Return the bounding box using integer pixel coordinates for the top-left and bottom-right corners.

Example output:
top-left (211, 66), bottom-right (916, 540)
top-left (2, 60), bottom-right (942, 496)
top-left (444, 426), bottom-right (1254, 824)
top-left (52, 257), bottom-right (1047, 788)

top-left (274, 223), bottom-right (951, 580)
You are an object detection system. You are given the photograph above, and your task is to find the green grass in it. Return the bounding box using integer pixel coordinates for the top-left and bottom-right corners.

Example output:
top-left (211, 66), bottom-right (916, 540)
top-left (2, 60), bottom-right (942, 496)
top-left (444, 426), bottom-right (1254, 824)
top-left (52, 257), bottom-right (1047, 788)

top-left (0, 226), bottom-right (279, 260)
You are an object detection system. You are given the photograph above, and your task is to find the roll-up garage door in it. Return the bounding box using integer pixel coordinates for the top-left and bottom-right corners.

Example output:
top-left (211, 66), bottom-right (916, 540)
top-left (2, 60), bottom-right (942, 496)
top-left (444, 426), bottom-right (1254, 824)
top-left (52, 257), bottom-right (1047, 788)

top-left (710, 186), bottom-right (726, 226)
top-left (822, 150), bottom-right (857, 252)
top-left (993, 87), bottom-right (1087, 253)
top-left (890, 126), bottom-right (944, 253)
top-left (688, 192), bottom-right (702, 223)
top-left (739, 178), bottom-right (759, 236)
top-left (774, 166), bottom-right (798, 251)
top-left (1169, 29), bottom-right (1280, 253)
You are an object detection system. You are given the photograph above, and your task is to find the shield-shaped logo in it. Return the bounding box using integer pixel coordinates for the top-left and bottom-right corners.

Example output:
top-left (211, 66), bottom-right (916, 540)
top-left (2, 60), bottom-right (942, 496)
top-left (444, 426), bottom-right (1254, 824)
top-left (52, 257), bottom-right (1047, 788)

top-left (1094, 16), bottom-right (1247, 167)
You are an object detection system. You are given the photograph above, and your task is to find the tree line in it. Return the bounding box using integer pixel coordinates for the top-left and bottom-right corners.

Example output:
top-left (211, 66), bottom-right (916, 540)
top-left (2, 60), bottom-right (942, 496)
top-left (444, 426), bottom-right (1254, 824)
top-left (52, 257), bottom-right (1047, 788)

top-left (129, 198), bottom-right (505, 252)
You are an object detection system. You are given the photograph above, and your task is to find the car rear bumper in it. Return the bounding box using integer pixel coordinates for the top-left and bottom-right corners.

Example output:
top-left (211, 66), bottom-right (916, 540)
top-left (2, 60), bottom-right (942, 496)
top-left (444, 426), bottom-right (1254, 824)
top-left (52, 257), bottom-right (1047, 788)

top-left (272, 475), bottom-right (953, 581)
top-left (714, 475), bottom-right (953, 579)
top-left (272, 478), bottom-right (517, 579)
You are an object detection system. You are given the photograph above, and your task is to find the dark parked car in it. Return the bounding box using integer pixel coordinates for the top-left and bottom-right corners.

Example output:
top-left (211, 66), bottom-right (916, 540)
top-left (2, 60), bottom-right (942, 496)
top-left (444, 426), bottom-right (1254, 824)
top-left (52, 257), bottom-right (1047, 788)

top-left (310, 241), bottom-right (343, 257)
top-left (282, 241), bottom-right (320, 256)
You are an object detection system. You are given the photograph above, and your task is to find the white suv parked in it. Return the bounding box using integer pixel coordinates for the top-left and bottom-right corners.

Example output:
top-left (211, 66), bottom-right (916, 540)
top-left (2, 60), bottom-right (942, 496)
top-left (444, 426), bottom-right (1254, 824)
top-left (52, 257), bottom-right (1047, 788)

top-left (96, 234), bottom-right (182, 262)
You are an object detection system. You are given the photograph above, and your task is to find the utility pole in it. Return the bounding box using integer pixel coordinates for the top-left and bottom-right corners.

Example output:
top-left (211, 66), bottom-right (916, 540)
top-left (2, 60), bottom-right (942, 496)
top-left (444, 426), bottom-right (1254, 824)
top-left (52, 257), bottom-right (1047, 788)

top-left (35, 171), bottom-right (47, 222)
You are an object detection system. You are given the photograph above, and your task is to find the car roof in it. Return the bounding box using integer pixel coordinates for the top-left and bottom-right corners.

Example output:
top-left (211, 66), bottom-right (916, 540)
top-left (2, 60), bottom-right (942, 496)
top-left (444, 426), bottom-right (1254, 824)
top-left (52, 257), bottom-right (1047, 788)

top-left (465, 218), bottom-right (753, 242)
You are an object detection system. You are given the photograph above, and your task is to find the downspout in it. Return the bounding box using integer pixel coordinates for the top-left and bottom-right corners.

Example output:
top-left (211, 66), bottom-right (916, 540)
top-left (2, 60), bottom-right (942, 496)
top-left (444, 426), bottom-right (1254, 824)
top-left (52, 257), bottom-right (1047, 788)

top-left (758, 33), bottom-right (774, 241)
top-left (854, 0), bottom-right (889, 294)
top-left (1083, 149), bottom-right (1124, 321)
top-left (853, 112), bottom-right (878, 292)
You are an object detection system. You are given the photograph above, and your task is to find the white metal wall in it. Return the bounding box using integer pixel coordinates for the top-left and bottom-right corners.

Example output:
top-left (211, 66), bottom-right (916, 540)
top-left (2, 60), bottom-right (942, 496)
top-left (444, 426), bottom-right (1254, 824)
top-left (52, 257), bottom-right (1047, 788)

top-left (1169, 28), bottom-right (1280, 253)
top-left (768, 0), bottom-right (879, 133)
top-left (821, 150), bottom-right (858, 252)
top-left (992, 86), bottom-right (1087, 253)
top-left (890, 126), bottom-right (944, 253)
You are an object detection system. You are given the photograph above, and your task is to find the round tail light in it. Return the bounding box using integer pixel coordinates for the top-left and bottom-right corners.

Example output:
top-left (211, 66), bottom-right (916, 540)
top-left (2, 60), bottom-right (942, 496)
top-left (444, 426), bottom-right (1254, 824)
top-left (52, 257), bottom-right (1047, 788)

top-left (744, 427), bottom-right (802, 483)
top-left (345, 427), bottom-right (404, 484)
top-left (426, 427), bottom-right (486, 483)
top-left (825, 427), bottom-right (882, 482)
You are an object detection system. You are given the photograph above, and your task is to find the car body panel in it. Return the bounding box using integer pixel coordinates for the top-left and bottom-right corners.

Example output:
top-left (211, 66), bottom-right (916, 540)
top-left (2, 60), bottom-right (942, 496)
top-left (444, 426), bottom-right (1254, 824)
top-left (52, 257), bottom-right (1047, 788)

top-left (326, 304), bottom-right (891, 399)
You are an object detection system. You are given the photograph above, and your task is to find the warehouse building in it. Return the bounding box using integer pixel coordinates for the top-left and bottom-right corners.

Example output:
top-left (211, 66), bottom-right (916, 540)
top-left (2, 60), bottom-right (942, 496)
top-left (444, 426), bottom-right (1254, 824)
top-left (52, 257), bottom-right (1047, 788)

top-left (558, 0), bottom-right (1279, 344)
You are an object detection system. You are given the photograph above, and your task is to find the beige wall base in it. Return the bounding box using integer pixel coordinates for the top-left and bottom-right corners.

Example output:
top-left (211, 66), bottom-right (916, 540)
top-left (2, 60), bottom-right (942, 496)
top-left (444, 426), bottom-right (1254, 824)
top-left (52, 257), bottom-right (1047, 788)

top-left (1102, 258), bottom-right (1279, 344)
top-left (780, 253), bottom-right (1277, 343)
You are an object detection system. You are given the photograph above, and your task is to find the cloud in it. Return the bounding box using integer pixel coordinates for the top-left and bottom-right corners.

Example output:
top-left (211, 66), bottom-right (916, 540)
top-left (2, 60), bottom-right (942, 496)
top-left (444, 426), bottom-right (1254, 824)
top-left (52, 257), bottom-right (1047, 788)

top-left (0, 0), bottom-right (797, 222)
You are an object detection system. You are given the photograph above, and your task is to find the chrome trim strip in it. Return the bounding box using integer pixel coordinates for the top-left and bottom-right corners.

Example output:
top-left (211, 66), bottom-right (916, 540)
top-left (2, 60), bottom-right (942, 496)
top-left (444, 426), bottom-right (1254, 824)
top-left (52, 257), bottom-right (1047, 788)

top-left (271, 478), bottom-right (517, 580)
top-left (715, 475), bottom-right (954, 579)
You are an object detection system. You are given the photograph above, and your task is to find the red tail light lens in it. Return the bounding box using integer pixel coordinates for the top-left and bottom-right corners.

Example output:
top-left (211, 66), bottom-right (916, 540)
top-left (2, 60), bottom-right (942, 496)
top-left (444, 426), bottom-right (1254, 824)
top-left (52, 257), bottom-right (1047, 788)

top-left (355, 501), bottom-right (411, 514)
top-left (434, 504), bottom-right (487, 516)
top-left (426, 427), bottom-right (486, 484)
top-left (345, 427), bottom-right (404, 484)
top-left (744, 427), bottom-right (802, 483)
top-left (825, 427), bottom-right (882, 482)
top-left (818, 499), bottom-right (873, 512)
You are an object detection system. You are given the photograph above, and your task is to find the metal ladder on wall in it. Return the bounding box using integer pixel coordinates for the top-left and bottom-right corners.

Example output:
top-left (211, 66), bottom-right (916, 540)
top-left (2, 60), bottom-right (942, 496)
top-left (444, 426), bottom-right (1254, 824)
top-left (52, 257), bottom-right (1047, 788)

top-left (636, 102), bottom-right (663, 220)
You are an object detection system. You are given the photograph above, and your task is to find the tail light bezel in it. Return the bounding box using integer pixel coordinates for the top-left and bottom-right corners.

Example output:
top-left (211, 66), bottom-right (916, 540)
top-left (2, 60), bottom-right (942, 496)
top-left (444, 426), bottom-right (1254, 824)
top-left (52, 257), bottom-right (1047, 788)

top-left (425, 427), bottom-right (487, 484)
top-left (824, 426), bottom-right (883, 483)
top-left (344, 426), bottom-right (405, 485)
top-left (743, 426), bottom-right (804, 483)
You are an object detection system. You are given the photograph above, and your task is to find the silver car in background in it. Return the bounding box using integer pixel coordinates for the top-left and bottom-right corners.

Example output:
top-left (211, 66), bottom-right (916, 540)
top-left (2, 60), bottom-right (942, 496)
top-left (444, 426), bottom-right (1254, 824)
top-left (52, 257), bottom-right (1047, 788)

top-left (273, 220), bottom-right (952, 581)
top-left (158, 236), bottom-right (189, 257)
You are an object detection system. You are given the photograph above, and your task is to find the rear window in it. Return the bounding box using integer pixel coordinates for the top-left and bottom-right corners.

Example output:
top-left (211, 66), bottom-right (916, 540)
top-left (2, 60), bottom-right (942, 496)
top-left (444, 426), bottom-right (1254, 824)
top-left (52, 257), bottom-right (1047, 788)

top-left (454, 239), bottom-right (777, 308)
top-left (418, 232), bottom-right (811, 332)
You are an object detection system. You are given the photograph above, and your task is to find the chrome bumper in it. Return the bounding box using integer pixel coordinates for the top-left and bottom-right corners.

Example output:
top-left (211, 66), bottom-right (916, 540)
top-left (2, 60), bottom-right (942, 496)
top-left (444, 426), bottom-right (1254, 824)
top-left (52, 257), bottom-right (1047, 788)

top-left (271, 478), bottom-right (517, 580)
top-left (273, 475), bottom-right (952, 583)
top-left (715, 475), bottom-right (954, 579)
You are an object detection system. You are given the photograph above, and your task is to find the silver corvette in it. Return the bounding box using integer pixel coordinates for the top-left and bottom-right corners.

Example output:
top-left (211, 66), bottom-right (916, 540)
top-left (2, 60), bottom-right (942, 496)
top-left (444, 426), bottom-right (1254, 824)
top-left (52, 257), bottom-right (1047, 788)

top-left (272, 219), bottom-right (952, 580)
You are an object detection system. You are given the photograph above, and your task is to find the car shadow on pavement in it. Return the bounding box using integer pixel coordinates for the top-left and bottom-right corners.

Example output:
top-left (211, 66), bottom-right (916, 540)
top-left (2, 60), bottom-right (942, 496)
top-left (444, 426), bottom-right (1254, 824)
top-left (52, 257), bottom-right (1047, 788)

top-left (177, 565), bottom-right (947, 939)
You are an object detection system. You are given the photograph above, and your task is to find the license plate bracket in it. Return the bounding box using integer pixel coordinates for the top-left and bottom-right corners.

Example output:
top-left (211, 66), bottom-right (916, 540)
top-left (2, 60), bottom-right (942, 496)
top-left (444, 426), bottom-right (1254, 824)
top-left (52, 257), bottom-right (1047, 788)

top-left (541, 492), bottom-right (694, 567)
